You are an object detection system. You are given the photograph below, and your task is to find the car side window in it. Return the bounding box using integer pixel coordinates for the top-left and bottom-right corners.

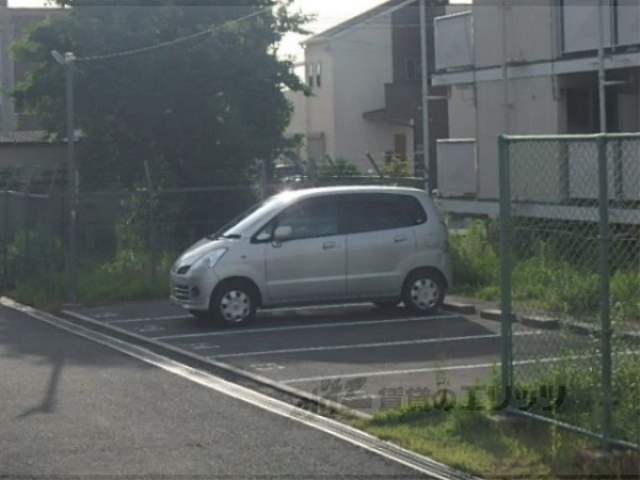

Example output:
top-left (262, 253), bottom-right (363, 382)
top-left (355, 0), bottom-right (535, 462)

top-left (256, 196), bottom-right (341, 242)
top-left (346, 194), bottom-right (427, 234)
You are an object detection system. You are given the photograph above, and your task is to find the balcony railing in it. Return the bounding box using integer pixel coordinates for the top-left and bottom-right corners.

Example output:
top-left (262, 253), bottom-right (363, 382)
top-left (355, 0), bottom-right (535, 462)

top-left (434, 10), bottom-right (474, 72)
top-left (562, 0), bottom-right (640, 53)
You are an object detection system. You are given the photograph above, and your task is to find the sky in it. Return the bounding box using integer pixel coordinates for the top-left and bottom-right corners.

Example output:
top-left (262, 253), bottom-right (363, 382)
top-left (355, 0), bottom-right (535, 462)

top-left (7, 0), bottom-right (392, 62)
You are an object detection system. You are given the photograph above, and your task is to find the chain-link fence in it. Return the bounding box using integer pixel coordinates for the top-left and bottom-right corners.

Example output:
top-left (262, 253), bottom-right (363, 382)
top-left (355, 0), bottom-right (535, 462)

top-left (0, 156), bottom-right (427, 306)
top-left (498, 133), bottom-right (640, 451)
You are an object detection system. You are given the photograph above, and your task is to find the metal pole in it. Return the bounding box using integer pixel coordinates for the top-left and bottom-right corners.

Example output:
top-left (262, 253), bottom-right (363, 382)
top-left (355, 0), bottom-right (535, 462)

top-left (419, 0), bottom-right (430, 193)
top-left (65, 54), bottom-right (77, 304)
top-left (597, 134), bottom-right (612, 446)
top-left (498, 134), bottom-right (513, 401)
top-left (597, 1), bottom-right (607, 133)
top-left (1, 0), bottom-right (17, 132)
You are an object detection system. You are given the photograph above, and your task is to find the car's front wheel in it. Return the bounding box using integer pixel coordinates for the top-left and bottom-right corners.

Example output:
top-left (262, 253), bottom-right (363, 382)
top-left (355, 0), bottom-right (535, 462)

top-left (402, 270), bottom-right (445, 315)
top-left (209, 280), bottom-right (258, 327)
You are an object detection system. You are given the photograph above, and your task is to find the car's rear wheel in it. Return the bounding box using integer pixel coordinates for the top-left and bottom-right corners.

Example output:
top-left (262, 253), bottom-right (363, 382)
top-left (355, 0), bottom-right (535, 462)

top-left (210, 280), bottom-right (258, 327)
top-left (402, 270), bottom-right (445, 315)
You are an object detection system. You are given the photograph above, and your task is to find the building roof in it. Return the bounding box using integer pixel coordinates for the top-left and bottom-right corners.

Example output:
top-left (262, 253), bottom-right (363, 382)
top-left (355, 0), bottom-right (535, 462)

top-left (302, 0), bottom-right (414, 47)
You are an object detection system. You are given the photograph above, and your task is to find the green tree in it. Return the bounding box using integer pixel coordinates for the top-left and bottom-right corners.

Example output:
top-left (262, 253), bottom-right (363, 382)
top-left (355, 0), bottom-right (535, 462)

top-left (12, 1), bottom-right (313, 191)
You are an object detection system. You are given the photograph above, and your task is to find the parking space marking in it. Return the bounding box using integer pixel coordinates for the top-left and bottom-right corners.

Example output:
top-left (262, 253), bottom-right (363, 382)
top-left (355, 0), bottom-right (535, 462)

top-left (208, 331), bottom-right (544, 359)
top-left (110, 315), bottom-right (192, 325)
top-left (187, 342), bottom-right (221, 351)
top-left (91, 312), bottom-right (119, 320)
top-left (153, 313), bottom-right (460, 341)
top-left (135, 325), bottom-right (166, 334)
top-left (249, 363), bottom-right (285, 371)
top-left (280, 350), bottom-right (640, 384)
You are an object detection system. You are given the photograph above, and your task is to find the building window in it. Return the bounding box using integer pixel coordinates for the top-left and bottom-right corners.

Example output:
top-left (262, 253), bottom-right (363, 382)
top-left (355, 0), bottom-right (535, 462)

top-left (316, 62), bottom-right (322, 88)
top-left (307, 64), bottom-right (314, 88)
top-left (406, 59), bottom-right (421, 81)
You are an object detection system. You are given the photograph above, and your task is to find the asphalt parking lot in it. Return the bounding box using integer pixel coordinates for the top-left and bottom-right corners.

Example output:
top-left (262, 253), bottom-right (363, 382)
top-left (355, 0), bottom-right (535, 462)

top-left (62, 299), bottom-right (591, 416)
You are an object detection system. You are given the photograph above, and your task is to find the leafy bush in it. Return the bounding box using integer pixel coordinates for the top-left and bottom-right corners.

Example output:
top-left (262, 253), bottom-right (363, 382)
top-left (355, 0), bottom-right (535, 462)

top-left (6, 229), bottom-right (65, 282)
top-left (449, 219), bottom-right (499, 295)
top-left (382, 155), bottom-right (411, 178)
top-left (318, 158), bottom-right (361, 178)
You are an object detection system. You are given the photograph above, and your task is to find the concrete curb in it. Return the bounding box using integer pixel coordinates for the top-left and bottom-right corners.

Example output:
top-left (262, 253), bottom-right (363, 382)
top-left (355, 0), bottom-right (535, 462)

top-left (442, 301), bottom-right (476, 315)
top-left (477, 306), bottom-right (640, 342)
top-left (519, 315), bottom-right (560, 330)
top-left (479, 309), bottom-right (516, 323)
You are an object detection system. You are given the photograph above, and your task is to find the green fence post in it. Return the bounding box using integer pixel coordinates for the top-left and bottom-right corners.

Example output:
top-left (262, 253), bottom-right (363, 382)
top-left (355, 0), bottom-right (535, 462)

top-left (597, 133), bottom-right (613, 447)
top-left (498, 134), bottom-right (513, 399)
top-left (1, 187), bottom-right (7, 288)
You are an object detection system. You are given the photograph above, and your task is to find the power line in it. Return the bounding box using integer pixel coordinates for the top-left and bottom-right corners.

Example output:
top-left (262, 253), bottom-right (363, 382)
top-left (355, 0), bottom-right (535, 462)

top-left (75, 6), bottom-right (273, 63)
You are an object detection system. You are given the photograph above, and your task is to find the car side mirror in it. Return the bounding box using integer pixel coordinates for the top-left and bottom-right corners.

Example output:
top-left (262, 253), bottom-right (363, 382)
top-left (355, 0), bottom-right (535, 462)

top-left (273, 225), bottom-right (293, 242)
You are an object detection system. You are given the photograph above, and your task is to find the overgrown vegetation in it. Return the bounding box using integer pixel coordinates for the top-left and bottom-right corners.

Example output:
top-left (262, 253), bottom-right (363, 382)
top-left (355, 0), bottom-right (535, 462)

top-left (317, 158), bottom-right (362, 178)
top-left (352, 354), bottom-right (640, 479)
top-left (448, 217), bottom-right (640, 324)
top-left (353, 394), bottom-right (639, 479)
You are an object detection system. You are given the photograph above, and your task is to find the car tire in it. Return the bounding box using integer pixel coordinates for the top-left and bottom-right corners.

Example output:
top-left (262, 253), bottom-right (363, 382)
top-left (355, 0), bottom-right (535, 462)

top-left (209, 280), bottom-right (258, 327)
top-left (402, 269), bottom-right (445, 315)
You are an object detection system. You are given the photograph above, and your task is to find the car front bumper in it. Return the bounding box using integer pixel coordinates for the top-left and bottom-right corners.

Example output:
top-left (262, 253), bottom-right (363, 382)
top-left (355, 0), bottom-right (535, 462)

top-left (169, 271), bottom-right (219, 311)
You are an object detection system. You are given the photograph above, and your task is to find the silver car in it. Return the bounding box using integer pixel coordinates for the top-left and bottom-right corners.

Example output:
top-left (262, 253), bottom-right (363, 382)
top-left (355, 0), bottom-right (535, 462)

top-left (170, 186), bottom-right (452, 326)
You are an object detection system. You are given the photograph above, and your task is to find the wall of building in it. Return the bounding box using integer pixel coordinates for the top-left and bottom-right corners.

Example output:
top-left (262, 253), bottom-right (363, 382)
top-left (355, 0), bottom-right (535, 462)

top-left (303, 43), bottom-right (336, 162)
top-left (447, 84), bottom-right (476, 139)
top-left (475, 75), bottom-right (561, 200)
top-left (331, 12), bottom-right (413, 172)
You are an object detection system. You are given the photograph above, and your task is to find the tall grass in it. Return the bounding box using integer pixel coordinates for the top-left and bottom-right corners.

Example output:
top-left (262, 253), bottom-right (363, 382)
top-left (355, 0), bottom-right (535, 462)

top-left (448, 217), bottom-right (640, 324)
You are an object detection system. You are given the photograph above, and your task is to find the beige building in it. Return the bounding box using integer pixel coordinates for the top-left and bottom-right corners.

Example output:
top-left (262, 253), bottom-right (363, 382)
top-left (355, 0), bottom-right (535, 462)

top-left (431, 1), bottom-right (640, 214)
top-left (284, 0), bottom-right (421, 174)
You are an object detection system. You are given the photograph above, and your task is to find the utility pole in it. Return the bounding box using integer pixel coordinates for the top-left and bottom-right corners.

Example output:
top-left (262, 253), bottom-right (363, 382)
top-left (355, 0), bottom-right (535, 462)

top-left (52, 50), bottom-right (78, 304)
top-left (0, 0), bottom-right (17, 132)
top-left (597, 0), bottom-right (607, 133)
top-left (419, 0), bottom-right (430, 193)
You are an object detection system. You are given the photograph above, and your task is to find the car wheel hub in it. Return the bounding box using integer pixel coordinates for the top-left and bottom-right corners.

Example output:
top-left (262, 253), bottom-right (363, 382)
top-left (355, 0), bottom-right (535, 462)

top-left (410, 278), bottom-right (439, 309)
top-left (221, 290), bottom-right (251, 322)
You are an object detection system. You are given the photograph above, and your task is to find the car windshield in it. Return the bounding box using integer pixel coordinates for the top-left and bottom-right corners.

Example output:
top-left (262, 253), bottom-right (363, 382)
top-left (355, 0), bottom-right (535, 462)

top-left (206, 196), bottom-right (283, 240)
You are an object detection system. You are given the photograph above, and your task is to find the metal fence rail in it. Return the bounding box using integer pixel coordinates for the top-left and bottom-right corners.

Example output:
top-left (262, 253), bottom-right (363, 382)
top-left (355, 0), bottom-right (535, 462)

top-left (499, 133), bottom-right (640, 451)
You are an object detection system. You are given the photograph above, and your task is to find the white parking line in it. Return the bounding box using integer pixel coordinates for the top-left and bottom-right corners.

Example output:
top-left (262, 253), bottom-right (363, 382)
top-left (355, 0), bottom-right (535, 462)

top-left (281, 351), bottom-right (640, 384)
top-left (208, 331), bottom-right (544, 359)
top-left (109, 315), bottom-right (192, 325)
top-left (153, 313), bottom-right (460, 341)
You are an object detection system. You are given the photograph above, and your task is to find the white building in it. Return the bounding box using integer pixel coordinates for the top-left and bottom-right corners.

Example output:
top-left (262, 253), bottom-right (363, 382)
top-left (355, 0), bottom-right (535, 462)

top-left (284, 0), bottom-right (418, 174)
top-left (431, 1), bottom-right (640, 214)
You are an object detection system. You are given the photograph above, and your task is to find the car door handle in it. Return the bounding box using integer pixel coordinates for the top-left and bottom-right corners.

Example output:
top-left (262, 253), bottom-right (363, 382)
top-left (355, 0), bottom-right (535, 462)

top-left (394, 235), bottom-right (407, 243)
top-left (323, 241), bottom-right (336, 250)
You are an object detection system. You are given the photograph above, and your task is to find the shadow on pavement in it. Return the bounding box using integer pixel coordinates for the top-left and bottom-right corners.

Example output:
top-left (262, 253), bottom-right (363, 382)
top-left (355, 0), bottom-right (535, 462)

top-left (0, 304), bottom-right (153, 418)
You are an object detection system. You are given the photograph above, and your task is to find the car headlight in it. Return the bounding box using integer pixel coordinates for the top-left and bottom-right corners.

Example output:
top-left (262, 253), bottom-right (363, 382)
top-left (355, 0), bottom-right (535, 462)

top-left (194, 248), bottom-right (228, 270)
